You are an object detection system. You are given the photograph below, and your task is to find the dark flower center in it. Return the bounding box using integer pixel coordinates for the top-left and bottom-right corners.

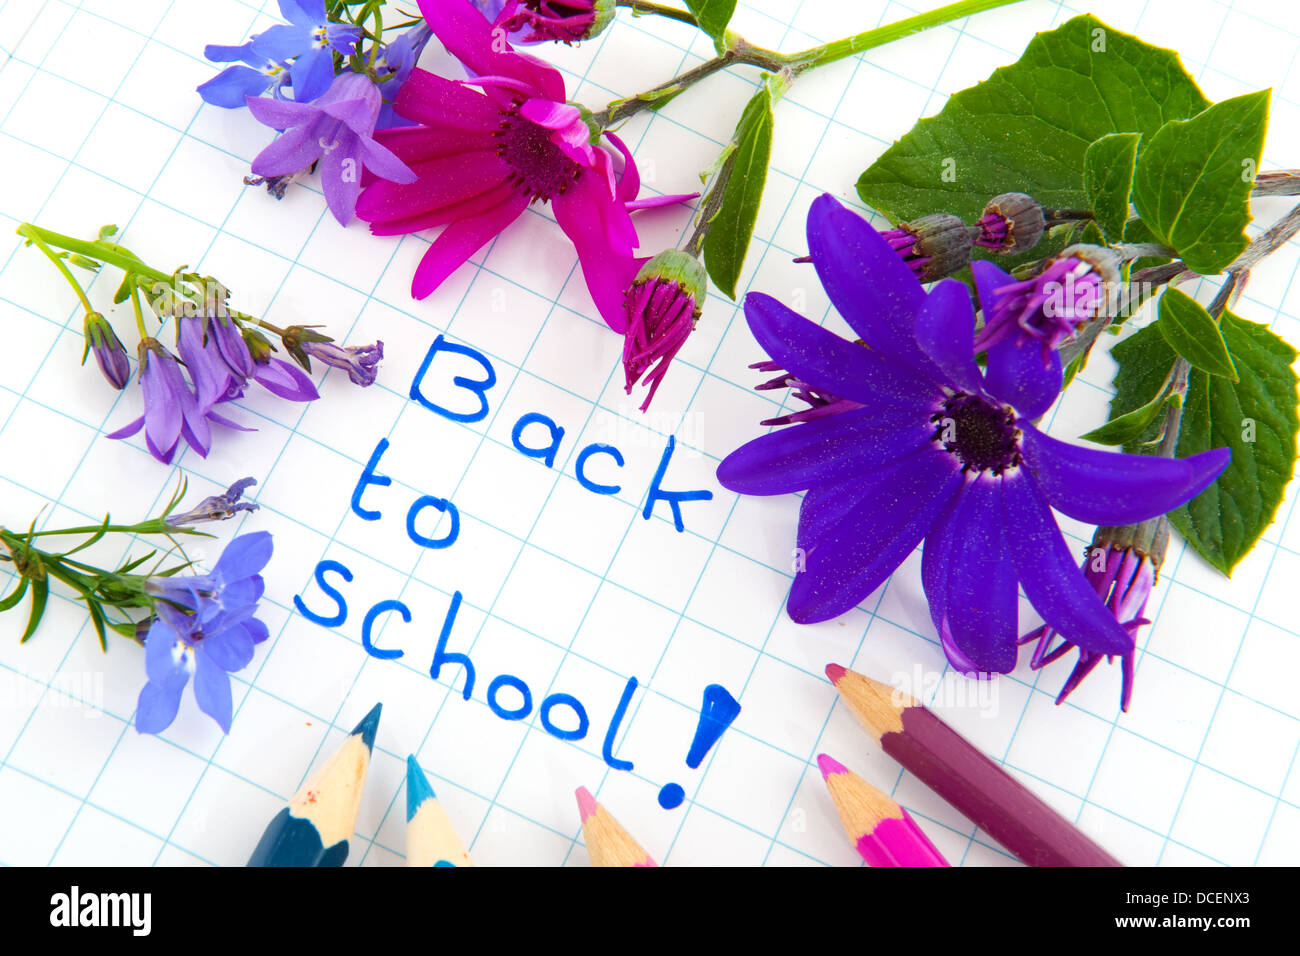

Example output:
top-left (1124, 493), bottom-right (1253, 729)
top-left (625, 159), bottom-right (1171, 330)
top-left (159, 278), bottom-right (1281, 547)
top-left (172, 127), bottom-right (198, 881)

top-left (495, 101), bottom-right (582, 203)
top-left (932, 392), bottom-right (1021, 474)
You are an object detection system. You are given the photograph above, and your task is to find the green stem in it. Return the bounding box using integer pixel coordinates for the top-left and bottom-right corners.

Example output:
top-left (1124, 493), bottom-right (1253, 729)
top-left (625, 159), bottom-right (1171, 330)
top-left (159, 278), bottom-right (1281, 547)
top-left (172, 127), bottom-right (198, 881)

top-left (17, 226), bottom-right (96, 316)
top-left (17, 224), bottom-right (170, 284)
top-left (783, 0), bottom-right (1025, 74)
top-left (618, 0), bottom-right (698, 27)
top-left (596, 0), bottom-right (1024, 126)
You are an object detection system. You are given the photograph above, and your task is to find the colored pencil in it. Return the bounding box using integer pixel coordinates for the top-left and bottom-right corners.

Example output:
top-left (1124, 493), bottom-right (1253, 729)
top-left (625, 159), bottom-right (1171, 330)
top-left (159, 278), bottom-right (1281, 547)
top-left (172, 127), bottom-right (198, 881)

top-left (405, 755), bottom-right (472, 867)
top-left (827, 664), bottom-right (1122, 867)
top-left (575, 786), bottom-right (656, 867)
top-left (247, 703), bottom-right (382, 867)
top-left (816, 753), bottom-right (949, 866)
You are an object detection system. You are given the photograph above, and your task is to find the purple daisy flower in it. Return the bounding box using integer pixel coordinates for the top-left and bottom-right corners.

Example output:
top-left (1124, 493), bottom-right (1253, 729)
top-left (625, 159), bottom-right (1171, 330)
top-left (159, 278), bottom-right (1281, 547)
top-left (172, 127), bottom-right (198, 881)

top-left (137, 532), bottom-right (273, 734)
top-left (715, 195), bottom-right (1230, 674)
top-left (250, 0), bottom-right (363, 104)
top-left (246, 71), bottom-right (417, 225)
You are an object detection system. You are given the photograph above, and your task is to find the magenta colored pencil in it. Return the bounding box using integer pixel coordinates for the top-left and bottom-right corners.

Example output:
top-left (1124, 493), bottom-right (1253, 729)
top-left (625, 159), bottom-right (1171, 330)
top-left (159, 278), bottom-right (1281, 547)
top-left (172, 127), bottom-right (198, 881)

top-left (817, 754), bottom-right (949, 867)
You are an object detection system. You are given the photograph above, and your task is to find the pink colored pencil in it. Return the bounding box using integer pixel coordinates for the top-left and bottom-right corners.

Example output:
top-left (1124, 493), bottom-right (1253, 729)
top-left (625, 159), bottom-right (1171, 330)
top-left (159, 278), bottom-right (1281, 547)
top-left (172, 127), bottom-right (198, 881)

top-left (575, 786), bottom-right (657, 867)
top-left (817, 754), bottom-right (949, 867)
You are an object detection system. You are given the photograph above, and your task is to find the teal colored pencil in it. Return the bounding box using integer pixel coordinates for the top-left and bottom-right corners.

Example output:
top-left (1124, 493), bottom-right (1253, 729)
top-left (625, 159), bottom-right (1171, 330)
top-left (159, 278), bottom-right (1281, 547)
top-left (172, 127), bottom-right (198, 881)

top-left (247, 703), bottom-right (382, 867)
top-left (405, 755), bottom-right (472, 867)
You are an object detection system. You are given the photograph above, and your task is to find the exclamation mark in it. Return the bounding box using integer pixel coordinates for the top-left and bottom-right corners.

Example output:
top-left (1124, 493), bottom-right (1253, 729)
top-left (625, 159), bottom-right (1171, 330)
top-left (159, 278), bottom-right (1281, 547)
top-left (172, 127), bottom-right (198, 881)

top-left (658, 684), bottom-right (741, 810)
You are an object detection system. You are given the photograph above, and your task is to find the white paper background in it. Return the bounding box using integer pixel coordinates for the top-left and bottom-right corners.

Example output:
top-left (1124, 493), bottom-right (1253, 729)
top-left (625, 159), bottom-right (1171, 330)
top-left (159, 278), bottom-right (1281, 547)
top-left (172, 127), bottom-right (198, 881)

top-left (0, 0), bottom-right (1297, 866)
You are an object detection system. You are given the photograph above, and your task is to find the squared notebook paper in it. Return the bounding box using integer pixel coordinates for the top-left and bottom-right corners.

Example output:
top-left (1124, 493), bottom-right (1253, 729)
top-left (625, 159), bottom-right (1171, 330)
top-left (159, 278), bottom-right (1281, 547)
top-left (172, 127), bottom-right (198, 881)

top-left (0, 0), bottom-right (1298, 867)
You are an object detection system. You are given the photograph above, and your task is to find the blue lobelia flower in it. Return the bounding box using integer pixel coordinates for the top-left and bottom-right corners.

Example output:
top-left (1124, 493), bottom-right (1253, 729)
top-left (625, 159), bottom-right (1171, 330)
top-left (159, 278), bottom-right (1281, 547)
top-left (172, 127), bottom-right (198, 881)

top-left (372, 23), bottom-right (433, 130)
top-left (250, 0), bottom-right (363, 104)
top-left (198, 41), bottom-right (291, 108)
top-left (136, 531), bottom-right (274, 734)
top-left (716, 195), bottom-right (1230, 674)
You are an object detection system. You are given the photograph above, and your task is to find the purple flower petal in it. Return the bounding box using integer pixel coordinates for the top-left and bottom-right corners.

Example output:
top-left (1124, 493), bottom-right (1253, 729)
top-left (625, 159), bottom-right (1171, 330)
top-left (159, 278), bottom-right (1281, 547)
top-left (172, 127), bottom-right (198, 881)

top-left (970, 259), bottom-right (1017, 312)
top-left (251, 23), bottom-right (311, 63)
top-left (199, 66), bottom-right (272, 108)
top-left (982, 336), bottom-right (1063, 418)
top-left (134, 668), bottom-right (189, 734)
top-left (1021, 424), bottom-right (1230, 525)
top-left (215, 531), bottom-right (275, 581)
top-left (245, 93), bottom-right (319, 130)
top-left (355, 135), bottom-right (416, 184)
top-left (192, 653), bottom-right (233, 733)
top-left (788, 445), bottom-right (963, 623)
top-left (251, 124), bottom-right (322, 178)
top-left (744, 292), bottom-right (942, 414)
top-left (1000, 471), bottom-right (1132, 656)
top-left (289, 47), bottom-right (334, 103)
top-left (928, 476), bottom-right (1019, 673)
top-left (253, 358), bottom-right (319, 401)
top-left (319, 138), bottom-right (362, 225)
top-left (203, 623), bottom-right (257, 672)
top-left (144, 616), bottom-right (187, 684)
top-left (915, 278), bottom-right (982, 393)
top-left (717, 406), bottom-right (934, 495)
top-left (805, 194), bottom-right (939, 380)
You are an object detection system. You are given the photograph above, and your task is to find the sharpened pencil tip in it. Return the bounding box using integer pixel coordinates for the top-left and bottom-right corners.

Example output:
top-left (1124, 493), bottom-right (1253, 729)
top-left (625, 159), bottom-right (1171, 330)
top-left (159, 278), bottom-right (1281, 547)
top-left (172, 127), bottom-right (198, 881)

top-left (352, 702), bottom-right (382, 751)
top-left (406, 755), bottom-right (435, 822)
top-left (816, 753), bottom-right (848, 779)
top-left (825, 662), bottom-right (847, 684)
top-left (575, 786), bottom-right (598, 822)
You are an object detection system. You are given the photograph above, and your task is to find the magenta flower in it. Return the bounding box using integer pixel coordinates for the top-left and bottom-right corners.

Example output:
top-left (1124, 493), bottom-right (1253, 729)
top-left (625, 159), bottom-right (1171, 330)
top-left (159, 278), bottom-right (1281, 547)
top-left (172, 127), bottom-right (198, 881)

top-left (247, 71), bottom-right (416, 226)
top-left (716, 196), bottom-right (1229, 673)
top-left (355, 0), bottom-right (691, 329)
top-left (1021, 539), bottom-right (1158, 711)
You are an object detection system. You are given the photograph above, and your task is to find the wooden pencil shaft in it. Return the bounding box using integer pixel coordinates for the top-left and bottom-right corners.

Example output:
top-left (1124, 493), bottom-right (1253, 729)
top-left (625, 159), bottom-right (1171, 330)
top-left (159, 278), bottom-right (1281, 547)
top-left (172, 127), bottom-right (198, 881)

top-left (884, 706), bottom-right (1121, 867)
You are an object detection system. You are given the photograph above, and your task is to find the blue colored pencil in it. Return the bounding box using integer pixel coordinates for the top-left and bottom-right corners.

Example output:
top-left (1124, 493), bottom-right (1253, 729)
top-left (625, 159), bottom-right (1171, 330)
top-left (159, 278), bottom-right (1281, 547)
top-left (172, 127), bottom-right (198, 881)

top-left (405, 755), bottom-right (472, 867)
top-left (247, 703), bottom-right (382, 867)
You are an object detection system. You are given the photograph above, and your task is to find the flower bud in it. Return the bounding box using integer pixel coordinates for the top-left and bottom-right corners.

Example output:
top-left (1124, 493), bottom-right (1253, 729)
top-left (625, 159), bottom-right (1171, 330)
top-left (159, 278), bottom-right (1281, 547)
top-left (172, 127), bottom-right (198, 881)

top-left (974, 192), bottom-right (1045, 255)
top-left (623, 250), bottom-right (706, 411)
top-left (83, 312), bottom-right (131, 389)
top-left (881, 213), bottom-right (975, 281)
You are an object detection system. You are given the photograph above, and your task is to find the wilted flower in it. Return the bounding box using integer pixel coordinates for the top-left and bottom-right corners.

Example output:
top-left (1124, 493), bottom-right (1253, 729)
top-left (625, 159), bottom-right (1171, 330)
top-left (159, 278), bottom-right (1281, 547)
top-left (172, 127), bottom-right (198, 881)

top-left (247, 72), bottom-right (416, 225)
top-left (137, 531), bottom-right (273, 734)
top-left (165, 477), bottom-right (259, 527)
top-left (716, 195), bottom-right (1229, 673)
top-left (972, 245), bottom-right (1119, 361)
top-left (492, 0), bottom-right (616, 44)
top-left (301, 338), bottom-right (384, 386)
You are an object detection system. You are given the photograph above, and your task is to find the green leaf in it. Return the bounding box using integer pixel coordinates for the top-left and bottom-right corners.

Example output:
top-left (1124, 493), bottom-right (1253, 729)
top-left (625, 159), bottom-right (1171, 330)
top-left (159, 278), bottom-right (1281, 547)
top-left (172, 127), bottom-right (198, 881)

top-left (857, 13), bottom-right (1208, 269)
top-left (1131, 90), bottom-right (1270, 275)
top-left (1109, 313), bottom-right (1300, 572)
top-left (85, 598), bottom-right (109, 652)
top-left (702, 78), bottom-right (775, 300)
top-left (1155, 288), bottom-right (1238, 380)
top-left (20, 574), bottom-right (48, 643)
top-left (1080, 388), bottom-right (1170, 445)
top-left (685, 0), bottom-right (736, 54)
top-left (0, 575), bottom-right (29, 613)
top-left (1083, 132), bottom-right (1140, 240)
